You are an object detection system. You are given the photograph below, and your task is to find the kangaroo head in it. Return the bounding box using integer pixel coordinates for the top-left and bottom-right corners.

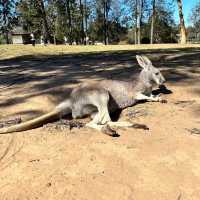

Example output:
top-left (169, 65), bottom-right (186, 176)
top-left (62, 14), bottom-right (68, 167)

top-left (136, 55), bottom-right (165, 86)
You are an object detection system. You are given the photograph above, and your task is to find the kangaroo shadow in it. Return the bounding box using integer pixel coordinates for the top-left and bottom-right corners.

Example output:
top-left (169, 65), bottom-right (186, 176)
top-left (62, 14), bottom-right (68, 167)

top-left (152, 84), bottom-right (173, 95)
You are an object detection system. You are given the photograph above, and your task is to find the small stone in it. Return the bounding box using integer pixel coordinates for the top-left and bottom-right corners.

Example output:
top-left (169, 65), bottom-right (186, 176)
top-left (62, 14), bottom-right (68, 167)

top-left (0, 116), bottom-right (22, 128)
top-left (29, 159), bottom-right (40, 162)
top-left (46, 182), bottom-right (52, 187)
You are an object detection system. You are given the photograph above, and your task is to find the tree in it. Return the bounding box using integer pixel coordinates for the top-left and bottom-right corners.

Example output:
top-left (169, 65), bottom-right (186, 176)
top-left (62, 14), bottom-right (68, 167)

top-left (137, 0), bottom-right (143, 44)
top-left (103, 0), bottom-right (108, 44)
top-left (139, 0), bottom-right (177, 43)
top-left (66, 0), bottom-right (73, 44)
top-left (190, 1), bottom-right (200, 31)
top-left (79, 0), bottom-right (85, 44)
top-left (17, 0), bottom-right (41, 34)
top-left (0, 0), bottom-right (17, 44)
top-left (15, 0), bottom-right (178, 45)
top-left (52, 0), bottom-right (67, 44)
top-left (134, 0), bottom-right (138, 44)
top-left (150, 0), bottom-right (155, 44)
top-left (17, 0), bottom-right (52, 43)
top-left (177, 0), bottom-right (187, 44)
top-left (132, 0), bottom-right (142, 44)
top-left (35, 0), bottom-right (51, 43)
top-left (91, 0), bottom-right (111, 44)
top-left (124, 0), bottom-right (149, 44)
top-left (187, 1), bottom-right (200, 42)
top-left (84, 0), bottom-right (89, 44)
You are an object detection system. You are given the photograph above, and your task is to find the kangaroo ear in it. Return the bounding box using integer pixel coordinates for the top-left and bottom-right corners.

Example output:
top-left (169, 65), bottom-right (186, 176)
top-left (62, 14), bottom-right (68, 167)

top-left (136, 55), bottom-right (148, 70)
top-left (141, 55), bottom-right (152, 66)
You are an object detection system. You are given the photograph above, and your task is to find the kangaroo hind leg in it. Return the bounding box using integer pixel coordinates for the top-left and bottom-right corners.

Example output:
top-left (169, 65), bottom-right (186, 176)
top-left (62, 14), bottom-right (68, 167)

top-left (86, 90), bottom-right (111, 127)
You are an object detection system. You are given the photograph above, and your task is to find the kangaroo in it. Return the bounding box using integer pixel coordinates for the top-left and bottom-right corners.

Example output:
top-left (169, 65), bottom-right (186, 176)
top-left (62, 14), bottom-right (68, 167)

top-left (0, 55), bottom-right (166, 134)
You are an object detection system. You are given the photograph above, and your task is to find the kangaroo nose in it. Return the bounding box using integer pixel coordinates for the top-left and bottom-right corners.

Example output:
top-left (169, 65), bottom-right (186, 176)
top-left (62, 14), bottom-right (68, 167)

top-left (163, 78), bottom-right (166, 83)
top-left (161, 76), bottom-right (166, 84)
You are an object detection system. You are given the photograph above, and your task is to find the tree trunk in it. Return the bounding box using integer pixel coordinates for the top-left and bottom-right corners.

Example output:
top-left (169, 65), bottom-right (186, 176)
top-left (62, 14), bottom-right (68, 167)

top-left (134, 0), bottom-right (138, 44)
top-left (79, 0), bottom-right (85, 44)
top-left (103, 1), bottom-right (106, 45)
top-left (1, 0), bottom-right (10, 44)
top-left (5, 32), bottom-right (9, 44)
top-left (38, 0), bottom-right (51, 44)
top-left (150, 0), bottom-right (155, 44)
top-left (134, 28), bottom-right (137, 44)
top-left (103, 0), bottom-right (109, 45)
top-left (66, 0), bottom-right (72, 45)
top-left (177, 0), bottom-right (187, 44)
top-left (53, 34), bottom-right (56, 45)
top-left (105, 1), bottom-right (109, 45)
top-left (137, 0), bottom-right (142, 44)
top-left (84, 0), bottom-right (88, 45)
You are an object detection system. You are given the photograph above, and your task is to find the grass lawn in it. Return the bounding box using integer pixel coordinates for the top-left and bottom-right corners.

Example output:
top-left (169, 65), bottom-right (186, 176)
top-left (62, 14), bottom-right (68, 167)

top-left (0, 43), bottom-right (200, 60)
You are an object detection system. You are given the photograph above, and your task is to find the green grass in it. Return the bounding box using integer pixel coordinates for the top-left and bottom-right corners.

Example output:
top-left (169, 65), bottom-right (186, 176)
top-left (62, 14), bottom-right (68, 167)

top-left (0, 44), bottom-right (199, 60)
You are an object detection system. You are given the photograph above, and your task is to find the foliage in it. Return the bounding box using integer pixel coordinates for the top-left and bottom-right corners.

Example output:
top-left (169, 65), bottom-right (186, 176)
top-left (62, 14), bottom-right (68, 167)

top-left (190, 1), bottom-right (200, 32)
top-left (0, 0), bottom-right (18, 43)
top-left (0, 0), bottom-right (194, 44)
top-left (148, 1), bottom-right (178, 43)
top-left (17, 0), bottom-right (42, 35)
top-left (187, 1), bottom-right (200, 42)
top-left (127, 0), bottom-right (178, 43)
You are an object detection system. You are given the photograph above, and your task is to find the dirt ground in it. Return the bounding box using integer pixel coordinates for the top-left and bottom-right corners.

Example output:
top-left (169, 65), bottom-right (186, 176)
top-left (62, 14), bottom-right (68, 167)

top-left (0, 46), bottom-right (200, 200)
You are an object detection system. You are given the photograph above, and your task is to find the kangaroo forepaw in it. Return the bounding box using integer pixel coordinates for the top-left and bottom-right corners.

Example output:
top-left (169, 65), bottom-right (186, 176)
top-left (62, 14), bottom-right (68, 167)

top-left (160, 99), bottom-right (168, 103)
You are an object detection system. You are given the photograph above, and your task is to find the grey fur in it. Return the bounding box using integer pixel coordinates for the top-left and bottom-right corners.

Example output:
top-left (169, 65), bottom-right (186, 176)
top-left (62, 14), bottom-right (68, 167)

top-left (0, 55), bottom-right (166, 134)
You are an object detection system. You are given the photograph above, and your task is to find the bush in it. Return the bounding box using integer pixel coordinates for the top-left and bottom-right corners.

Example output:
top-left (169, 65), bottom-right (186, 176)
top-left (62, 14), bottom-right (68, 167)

top-left (141, 37), bottom-right (150, 44)
top-left (0, 35), bottom-right (7, 44)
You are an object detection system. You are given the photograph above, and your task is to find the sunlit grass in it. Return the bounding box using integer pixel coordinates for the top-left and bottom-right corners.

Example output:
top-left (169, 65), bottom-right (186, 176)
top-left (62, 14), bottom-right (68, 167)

top-left (0, 44), bottom-right (199, 60)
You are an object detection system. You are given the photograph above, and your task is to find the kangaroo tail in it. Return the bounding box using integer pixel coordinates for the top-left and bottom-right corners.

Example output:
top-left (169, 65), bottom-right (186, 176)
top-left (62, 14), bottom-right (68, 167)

top-left (0, 99), bottom-right (72, 134)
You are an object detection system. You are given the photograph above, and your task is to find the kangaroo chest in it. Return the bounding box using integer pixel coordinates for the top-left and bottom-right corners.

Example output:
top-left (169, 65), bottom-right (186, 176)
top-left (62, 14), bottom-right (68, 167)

top-left (100, 80), bottom-right (137, 111)
top-left (109, 95), bottom-right (137, 110)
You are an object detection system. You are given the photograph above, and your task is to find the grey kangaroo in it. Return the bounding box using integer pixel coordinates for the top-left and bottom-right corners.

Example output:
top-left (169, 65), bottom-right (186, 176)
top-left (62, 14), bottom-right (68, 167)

top-left (0, 55), bottom-right (166, 134)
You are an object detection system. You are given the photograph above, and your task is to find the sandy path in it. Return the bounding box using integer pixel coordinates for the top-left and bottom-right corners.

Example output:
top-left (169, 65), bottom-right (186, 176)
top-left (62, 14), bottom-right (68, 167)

top-left (0, 47), bottom-right (199, 200)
